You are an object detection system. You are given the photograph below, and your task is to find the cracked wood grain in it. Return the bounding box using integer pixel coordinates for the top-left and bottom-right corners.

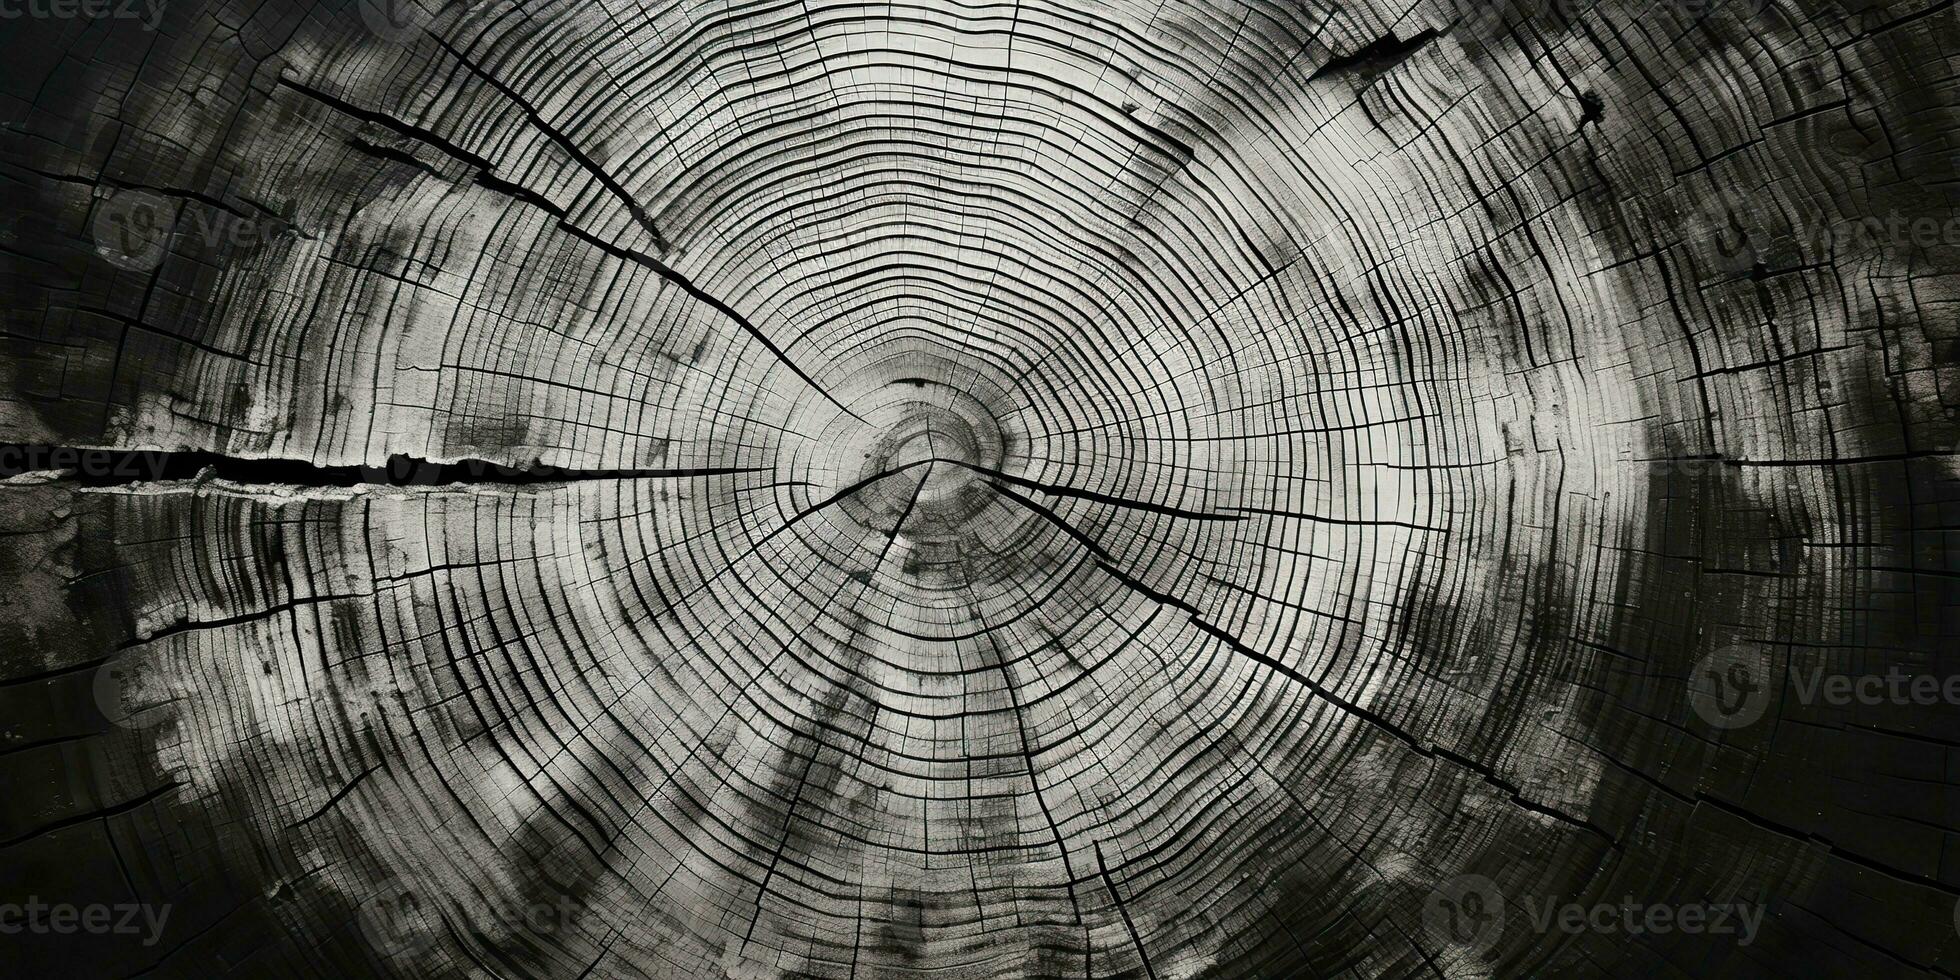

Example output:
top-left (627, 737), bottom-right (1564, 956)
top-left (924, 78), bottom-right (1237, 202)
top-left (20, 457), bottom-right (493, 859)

top-left (1, 0), bottom-right (1958, 978)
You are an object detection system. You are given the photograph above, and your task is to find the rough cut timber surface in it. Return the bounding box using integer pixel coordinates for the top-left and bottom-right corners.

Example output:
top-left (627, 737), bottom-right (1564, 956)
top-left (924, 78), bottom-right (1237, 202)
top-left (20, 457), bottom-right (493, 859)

top-left (1, 0), bottom-right (1958, 977)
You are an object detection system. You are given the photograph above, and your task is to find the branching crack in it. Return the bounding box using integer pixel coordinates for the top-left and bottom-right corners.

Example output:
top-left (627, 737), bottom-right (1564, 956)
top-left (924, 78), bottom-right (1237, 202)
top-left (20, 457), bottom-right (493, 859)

top-left (944, 460), bottom-right (1243, 523)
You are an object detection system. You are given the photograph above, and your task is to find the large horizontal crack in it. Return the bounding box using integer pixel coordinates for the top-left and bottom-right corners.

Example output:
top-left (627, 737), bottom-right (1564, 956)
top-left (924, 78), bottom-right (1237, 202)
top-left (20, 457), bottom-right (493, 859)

top-left (0, 445), bottom-right (762, 488)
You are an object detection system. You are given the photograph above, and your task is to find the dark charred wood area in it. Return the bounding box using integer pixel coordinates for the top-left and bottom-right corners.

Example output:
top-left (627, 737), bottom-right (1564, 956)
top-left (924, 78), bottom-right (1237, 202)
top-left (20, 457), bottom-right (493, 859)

top-left (1, 0), bottom-right (1957, 977)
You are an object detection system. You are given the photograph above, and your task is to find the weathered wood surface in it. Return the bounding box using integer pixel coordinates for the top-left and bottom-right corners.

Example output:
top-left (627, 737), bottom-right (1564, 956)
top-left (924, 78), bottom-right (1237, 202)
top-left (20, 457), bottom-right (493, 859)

top-left (0, 0), bottom-right (1956, 976)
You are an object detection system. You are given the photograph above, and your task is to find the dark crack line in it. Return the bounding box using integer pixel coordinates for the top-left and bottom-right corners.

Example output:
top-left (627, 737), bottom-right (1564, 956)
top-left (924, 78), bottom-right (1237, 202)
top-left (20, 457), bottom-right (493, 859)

top-left (943, 460), bottom-right (1243, 523)
top-left (780, 458), bottom-right (937, 531)
top-left (639, 458), bottom-right (940, 620)
top-left (430, 35), bottom-right (869, 422)
top-left (1309, 29), bottom-right (1440, 82)
top-left (539, 214), bottom-right (865, 424)
top-left (277, 77), bottom-right (862, 425)
top-left (1222, 503), bottom-right (1447, 533)
top-left (1092, 558), bottom-right (1618, 846)
top-left (277, 77), bottom-right (493, 170)
top-left (426, 36), bottom-right (670, 252)
top-left (741, 745), bottom-right (821, 951)
top-left (121, 592), bottom-right (365, 651)
top-left (0, 445), bottom-right (764, 488)
top-left (0, 780), bottom-right (183, 851)
top-left (284, 761), bottom-right (383, 830)
top-left (1093, 840), bottom-right (1159, 980)
top-left (983, 479), bottom-right (1113, 559)
top-left (975, 605), bottom-right (1088, 921)
top-left (1594, 742), bottom-right (1960, 900)
top-left (875, 462), bottom-right (933, 568)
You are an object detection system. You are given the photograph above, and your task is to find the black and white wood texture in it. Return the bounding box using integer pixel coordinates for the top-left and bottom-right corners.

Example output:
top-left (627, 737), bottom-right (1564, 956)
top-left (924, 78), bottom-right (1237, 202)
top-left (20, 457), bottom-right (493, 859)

top-left (1, 0), bottom-right (1957, 976)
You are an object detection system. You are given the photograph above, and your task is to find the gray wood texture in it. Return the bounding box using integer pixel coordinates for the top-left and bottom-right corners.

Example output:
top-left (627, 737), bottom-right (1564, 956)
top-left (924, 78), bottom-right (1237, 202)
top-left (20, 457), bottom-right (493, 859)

top-left (0, 0), bottom-right (1956, 976)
